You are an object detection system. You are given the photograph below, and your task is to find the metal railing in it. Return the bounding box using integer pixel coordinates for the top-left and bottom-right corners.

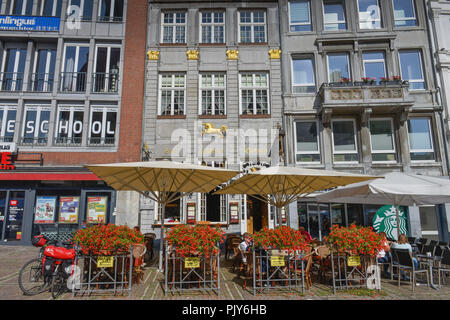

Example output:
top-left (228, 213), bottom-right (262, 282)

top-left (92, 72), bottom-right (119, 93)
top-left (0, 136), bottom-right (14, 142)
top-left (59, 72), bottom-right (87, 93)
top-left (54, 137), bottom-right (83, 146)
top-left (71, 246), bottom-right (133, 297)
top-left (0, 72), bottom-right (24, 91)
top-left (19, 137), bottom-right (48, 146)
top-left (329, 246), bottom-right (381, 294)
top-left (88, 137), bottom-right (115, 146)
top-left (164, 243), bottom-right (220, 296)
top-left (28, 73), bottom-right (54, 92)
top-left (251, 247), bottom-right (306, 295)
top-left (97, 16), bottom-right (123, 22)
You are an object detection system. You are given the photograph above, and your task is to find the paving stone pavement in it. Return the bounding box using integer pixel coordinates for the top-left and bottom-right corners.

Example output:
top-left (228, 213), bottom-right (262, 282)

top-left (1, 245), bottom-right (450, 300)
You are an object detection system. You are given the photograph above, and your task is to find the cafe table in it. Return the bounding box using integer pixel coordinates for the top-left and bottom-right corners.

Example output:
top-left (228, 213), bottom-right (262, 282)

top-left (415, 253), bottom-right (440, 290)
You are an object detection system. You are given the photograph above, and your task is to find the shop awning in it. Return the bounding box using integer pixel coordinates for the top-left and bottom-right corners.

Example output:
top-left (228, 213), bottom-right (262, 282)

top-left (0, 172), bottom-right (101, 181)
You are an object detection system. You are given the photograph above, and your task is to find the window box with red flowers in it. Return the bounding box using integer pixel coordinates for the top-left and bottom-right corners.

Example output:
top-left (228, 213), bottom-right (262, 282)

top-left (73, 224), bottom-right (145, 256)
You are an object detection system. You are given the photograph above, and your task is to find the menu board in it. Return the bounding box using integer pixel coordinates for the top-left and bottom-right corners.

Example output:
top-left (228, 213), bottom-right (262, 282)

top-left (87, 196), bottom-right (107, 223)
top-left (34, 196), bottom-right (57, 224)
top-left (229, 202), bottom-right (239, 224)
top-left (59, 197), bottom-right (80, 224)
top-left (186, 203), bottom-right (196, 224)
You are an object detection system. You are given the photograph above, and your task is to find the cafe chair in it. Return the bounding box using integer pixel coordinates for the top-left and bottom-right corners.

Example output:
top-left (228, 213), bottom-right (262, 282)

top-left (225, 234), bottom-right (241, 261)
top-left (132, 244), bottom-right (147, 284)
top-left (437, 249), bottom-right (450, 287)
top-left (143, 233), bottom-right (156, 262)
top-left (393, 248), bottom-right (430, 292)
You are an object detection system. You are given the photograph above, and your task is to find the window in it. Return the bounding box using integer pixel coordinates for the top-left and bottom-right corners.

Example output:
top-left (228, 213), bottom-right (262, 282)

top-left (21, 105), bottom-right (51, 145)
top-left (362, 51), bottom-right (386, 83)
top-left (0, 106), bottom-right (17, 142)
top-left (399, 50), bottom-right (425, 90)
top-left (369, 119), bottom-right (396, 162)
top-left (161, 12), bottom-right (186, 44)
top-left (292, 57), bottom-right (315, 93)
top-left (98, 0), bottom-right (123, 22)
top-left (323, 0), bottom-right (347, 31)
top-left (199, 73), bottom-right (226, 115)
top-left (60, 44), bottom-right (89, 92)
top-left (407, 118), bottom-right (435, 161)
top-left (289, 0), bottom-right (312, 32)
top-left (331, 119), bottom-right (358, 162)
top-left (39, 0), bottom-right (62, 17)
top-left (68, 0), bottom-right (93, 21)
top-left (93, 46), bottom-right (121, 93)
top-left (88, 107), bottom-right (117, 145)
top-left (0, 46), bottom-right (27, 91)
top-left (30, 48), bottom-right (56, 92)
top-left (239, 73), bottom-right (269, 115)
top-left (327, 53), bottom-right (350, 82)
top-left (7, 0), bottom-right (33, 15)
top-left (358, 0), bottom-right (382, 29)
top-left (393, 0), bottom-right (417, 27)
top-left (200, 161), bottom-right (227, 223)
top-left (200, 11), bottom-right (225, 44)
top-left (55, 106), bottom-right (84, 145)
top-left (159, 74), bottom-right (186, 116)
top-left (239, 11), bottom-right (266, 43)
top-left (295, 121), bottom-right (320, 163)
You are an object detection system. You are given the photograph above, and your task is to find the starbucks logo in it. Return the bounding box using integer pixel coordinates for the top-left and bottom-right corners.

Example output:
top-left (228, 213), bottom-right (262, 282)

top-left (372, 205), bottom-right (407, 240)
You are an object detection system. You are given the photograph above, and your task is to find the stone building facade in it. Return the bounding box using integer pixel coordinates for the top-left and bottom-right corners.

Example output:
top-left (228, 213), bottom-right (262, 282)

top-left (279, 0), bottom-right (450, 241)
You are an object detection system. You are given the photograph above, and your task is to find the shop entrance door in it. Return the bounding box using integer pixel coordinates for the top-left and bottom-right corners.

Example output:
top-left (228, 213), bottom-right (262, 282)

top-left (247, 196), bottom-right (267, 234)
top-left (3, 191), bottom-right (25, 241)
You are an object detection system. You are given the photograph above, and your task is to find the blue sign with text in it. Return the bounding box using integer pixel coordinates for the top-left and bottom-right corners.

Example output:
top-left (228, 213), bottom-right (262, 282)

top-left (0, 15), bottom-right (60, 32)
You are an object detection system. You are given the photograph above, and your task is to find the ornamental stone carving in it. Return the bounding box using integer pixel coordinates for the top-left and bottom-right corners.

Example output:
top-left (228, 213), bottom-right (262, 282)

top-left (269, 49), bottom-right (281, 59)
top-left (369, 88), bottom-right (403, 99)
top-left (186, 49), bottom-right (199, 60)
top-left (226, 49), bottom-right (239, 60)
top-left (330, 89), bottom-right (363, 100)
top-left (147, 50), bottom-right (160, 60)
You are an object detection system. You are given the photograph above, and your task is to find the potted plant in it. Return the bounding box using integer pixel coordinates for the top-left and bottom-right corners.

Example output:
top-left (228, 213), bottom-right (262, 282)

top-left (252, 226), bottom-right (309, 253)
top-left (73, 224), bottom-right (145, 256)
top-left (339, 77), bottom-right (352, 86)
top-left (165, 224), bottom-right (225, 258)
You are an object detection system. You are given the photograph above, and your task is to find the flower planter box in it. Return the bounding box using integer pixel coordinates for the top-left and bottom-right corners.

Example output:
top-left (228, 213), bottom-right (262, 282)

top-left (354, 81), bottom-right (376, 86)
top-left (381, 80), bottom-right (402, 86)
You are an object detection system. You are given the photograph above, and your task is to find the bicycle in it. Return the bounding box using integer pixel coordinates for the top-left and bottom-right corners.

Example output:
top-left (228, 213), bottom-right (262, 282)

top-left (18, 234), bottom-right (78, 298)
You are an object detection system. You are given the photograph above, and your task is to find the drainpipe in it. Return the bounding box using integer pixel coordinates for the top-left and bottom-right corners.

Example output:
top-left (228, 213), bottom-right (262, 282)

top-left (424, 0), bottom-right (450, 175)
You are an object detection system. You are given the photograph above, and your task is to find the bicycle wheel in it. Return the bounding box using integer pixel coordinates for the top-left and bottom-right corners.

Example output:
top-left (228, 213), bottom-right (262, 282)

top-left (51, 270), bottom-right (67, 299)
top-left (18, 258), bottom-right (49, 296)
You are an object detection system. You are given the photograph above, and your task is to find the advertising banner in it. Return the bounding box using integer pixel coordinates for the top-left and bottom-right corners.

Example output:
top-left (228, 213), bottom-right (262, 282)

top-left (87, 196), bottom-right (107, 223)
top-left (0, 16), bottom-right (60, 31)
top-left (34, 196), bottom-right (57, 224)
top-left (372, 205), bottom-right (407, 240)
top-left (59, 196), bottom-right (80, 224)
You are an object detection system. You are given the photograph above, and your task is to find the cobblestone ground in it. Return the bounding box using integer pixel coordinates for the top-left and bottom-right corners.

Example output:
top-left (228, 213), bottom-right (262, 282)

top-left (1, 245), bottom-right (450, 300)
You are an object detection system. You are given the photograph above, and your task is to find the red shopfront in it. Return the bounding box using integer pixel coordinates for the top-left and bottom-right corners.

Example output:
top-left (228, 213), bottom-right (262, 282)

top-left (0, 171), bottom-right (116, 245)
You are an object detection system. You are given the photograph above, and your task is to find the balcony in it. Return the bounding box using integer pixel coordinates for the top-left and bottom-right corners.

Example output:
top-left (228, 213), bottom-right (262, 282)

top-left (92, 72), bottom-right (119, 94)
top-left (59, 72), bottom-right (87, 93)
top-left (319, 80), bottom-right (414, 115)
top-left (28, 73), bottom-right (54, 92)
top-left (0, 72), bottom-right (24, 91)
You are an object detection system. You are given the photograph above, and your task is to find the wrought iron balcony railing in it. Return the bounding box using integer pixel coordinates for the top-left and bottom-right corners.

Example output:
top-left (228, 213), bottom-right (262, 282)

top-left (28, 73), bottom-right (54, 92)
top-left (0, 72), bottom-right (24, 91)
top-left (59, 72), bottom-right (87, 93)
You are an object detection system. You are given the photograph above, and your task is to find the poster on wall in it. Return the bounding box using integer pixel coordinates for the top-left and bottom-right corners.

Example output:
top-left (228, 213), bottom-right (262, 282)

top-left (87, 196), bottom-right (107, 223)
top-left (186, 203), bottom-right (196, 224)
top-left (59, 197), bottom-right (80, 224)
top-left (34, 196), bottom-right (57, 224)
top-left (229, 202), bottom-right (239, 224)
top-left (372, 205), bottom-right (407, 240)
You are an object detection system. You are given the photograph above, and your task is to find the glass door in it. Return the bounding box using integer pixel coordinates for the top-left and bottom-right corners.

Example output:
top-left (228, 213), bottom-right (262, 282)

top-left (307, 203), bottom-right (319, 239)
top-left (61, 45), bottom-right (89, 92)
top-left (1, 47), bottom-right (27, 91)
top-left (4, 191), bottom-right (25, 241)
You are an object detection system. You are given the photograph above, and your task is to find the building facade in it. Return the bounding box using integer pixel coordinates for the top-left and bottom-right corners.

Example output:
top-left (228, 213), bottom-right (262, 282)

top-left (140, 0), bottom-right (285, 240)
top-left (280, 0), bottom-right (450, 241)
top-left (0, 0), bottom-right (147, 245)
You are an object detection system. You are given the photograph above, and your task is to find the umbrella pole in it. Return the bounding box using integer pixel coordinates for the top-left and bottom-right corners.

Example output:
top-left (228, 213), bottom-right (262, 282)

top-left (395, 205), bottom-right (400, 240)
top-left (158, 202), bottom-right (166, 272)
top-left (276, 206), bottom-right (282, 228)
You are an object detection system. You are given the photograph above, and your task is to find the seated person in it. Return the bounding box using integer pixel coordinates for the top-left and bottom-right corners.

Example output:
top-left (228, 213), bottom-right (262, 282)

top-left (377, 232), bottom-right (391, 277)
top-left (239, 233), bottom-right (252, 274)
top-left (391, 233), bottom-right (418, 279)
top-left (299, 227), bottom-right (313, 242)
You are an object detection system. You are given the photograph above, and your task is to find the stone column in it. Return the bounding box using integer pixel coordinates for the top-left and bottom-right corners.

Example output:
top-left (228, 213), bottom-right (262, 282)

top-left (359, 108), bottom-right (373, 173)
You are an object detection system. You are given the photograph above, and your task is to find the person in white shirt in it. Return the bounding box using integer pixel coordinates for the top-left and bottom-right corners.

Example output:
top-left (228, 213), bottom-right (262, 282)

top-left (239, 232), bottom-right (252, 264)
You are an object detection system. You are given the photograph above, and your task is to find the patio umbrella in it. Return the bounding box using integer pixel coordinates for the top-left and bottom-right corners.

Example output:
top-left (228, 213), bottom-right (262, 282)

top-left (85, 160), bottom-right (240, 271)
top-left (315, 172), bottom-right (450, 239)
top-left (214, 165), bottom-right (380, 227)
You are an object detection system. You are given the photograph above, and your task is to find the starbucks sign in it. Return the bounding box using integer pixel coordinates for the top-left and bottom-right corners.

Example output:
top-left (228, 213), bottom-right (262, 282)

top-left (372, 205), bottom-right (407, 240)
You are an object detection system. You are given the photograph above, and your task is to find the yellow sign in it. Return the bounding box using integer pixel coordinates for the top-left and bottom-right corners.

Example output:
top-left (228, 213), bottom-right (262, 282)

top-left (97, 256), bottom-right (114, 268)
top-left (347, 255), bottom-right (361, 267)
top-left (185, 257), bottom-right (200, 268)
top-left (270, 255), bottom-right (285, 267)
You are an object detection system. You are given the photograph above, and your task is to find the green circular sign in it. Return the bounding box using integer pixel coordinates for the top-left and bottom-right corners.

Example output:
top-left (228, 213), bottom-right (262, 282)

top-left (372, 205), bottom-right (407, 240)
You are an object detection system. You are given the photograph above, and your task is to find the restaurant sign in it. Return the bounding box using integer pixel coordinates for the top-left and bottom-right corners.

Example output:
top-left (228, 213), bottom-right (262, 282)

top-left (372, 205), bottom-right (407, 240)
top-left (0, 16), bottom-right (60, 32)
top-left (0, 143), bottom-right (16, 170)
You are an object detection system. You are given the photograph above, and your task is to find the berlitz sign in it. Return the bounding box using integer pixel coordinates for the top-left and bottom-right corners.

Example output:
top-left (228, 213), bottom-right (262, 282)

top-left (0, 142), bottom-right (16, 153)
